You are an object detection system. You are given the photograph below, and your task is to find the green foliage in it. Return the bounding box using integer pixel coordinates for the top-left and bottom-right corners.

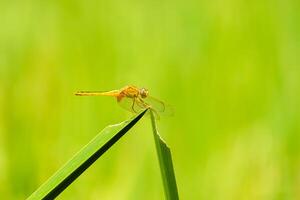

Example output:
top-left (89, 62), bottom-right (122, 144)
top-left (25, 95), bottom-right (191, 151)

top-left (27, 109), bottom-right (179, 200)
top-left (150, 111), bottom-right (179, 200)
top-left (1, 0), bottom-right (300, 199)
top-left (27, 110), bottom-right (147, 199)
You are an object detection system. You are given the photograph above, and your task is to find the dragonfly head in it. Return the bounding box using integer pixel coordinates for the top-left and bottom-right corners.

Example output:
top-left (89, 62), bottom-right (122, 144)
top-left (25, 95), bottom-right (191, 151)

top-left (140, 88), bottom-right (149, 98)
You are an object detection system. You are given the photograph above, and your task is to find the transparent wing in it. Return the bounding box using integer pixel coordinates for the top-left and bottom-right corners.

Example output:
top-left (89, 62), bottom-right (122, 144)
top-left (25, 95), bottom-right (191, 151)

top-left (142, 96), bottom-right (174, 116)
top-left (117, 97), bottom-right (146, 113)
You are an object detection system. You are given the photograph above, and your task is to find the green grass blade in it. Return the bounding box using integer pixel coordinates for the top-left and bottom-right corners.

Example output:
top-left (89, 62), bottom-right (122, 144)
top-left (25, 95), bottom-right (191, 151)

top-left (27, 109), bottom-right (147, 200)
top-left (150, 111), bottom-right (179, 200)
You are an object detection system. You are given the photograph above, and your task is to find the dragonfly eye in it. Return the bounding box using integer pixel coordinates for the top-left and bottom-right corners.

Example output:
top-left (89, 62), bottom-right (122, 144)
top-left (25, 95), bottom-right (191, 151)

top-left (140, 88), bottom-right (149, 98)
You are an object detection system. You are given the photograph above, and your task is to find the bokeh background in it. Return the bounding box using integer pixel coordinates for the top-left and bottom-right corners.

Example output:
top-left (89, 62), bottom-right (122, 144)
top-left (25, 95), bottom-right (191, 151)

top-left (1, 0), bottom-right (300, 199)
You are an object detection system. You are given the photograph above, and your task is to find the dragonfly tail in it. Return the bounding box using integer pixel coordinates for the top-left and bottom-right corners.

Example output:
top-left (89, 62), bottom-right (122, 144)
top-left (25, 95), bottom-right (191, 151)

top-left (75, 90), bottom-right (120, 97)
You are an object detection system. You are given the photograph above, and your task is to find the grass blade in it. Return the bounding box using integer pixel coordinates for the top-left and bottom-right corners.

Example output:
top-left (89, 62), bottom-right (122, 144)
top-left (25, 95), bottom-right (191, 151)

top-left (27, 109), bottom-right (147, 200)
top-left (149, 111), bottom-right (179, 200)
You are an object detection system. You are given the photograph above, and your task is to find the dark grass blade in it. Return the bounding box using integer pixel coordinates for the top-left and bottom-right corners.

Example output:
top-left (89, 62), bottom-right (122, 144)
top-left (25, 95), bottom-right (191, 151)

top-left (27, 109), bottom-right (147, 200)
top-left (149, 110), bottom-right (179, 200)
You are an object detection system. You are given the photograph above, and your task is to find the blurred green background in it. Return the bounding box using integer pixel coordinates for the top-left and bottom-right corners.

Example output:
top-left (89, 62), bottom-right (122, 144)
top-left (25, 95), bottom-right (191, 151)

top-left (1, 0), bottom-right (300, 199)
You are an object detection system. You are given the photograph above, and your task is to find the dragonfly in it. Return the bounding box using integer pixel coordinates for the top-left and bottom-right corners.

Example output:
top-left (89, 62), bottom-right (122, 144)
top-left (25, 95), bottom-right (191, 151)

top-left (75, 85), bottom-right (172, 118)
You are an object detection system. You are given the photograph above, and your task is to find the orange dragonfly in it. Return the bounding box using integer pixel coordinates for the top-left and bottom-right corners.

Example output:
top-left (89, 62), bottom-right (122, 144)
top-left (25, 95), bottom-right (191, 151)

top-left (75, 85), bottom-right (172, 118)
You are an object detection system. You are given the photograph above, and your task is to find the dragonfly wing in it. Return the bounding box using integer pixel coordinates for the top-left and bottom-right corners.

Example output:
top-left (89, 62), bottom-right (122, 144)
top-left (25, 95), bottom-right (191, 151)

top-left (142, 96), bottom-right (174, 116)
top-left (118, 97), bottom-right (146, 113)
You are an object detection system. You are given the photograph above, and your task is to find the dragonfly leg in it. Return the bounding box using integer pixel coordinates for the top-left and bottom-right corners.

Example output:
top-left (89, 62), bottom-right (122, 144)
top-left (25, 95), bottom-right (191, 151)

top-left (139, 98), bottom-right (160, 119)
top-left (138, 98), bottom-right (150, 108)
top-left (131, 98), bottom-right (137, 113)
